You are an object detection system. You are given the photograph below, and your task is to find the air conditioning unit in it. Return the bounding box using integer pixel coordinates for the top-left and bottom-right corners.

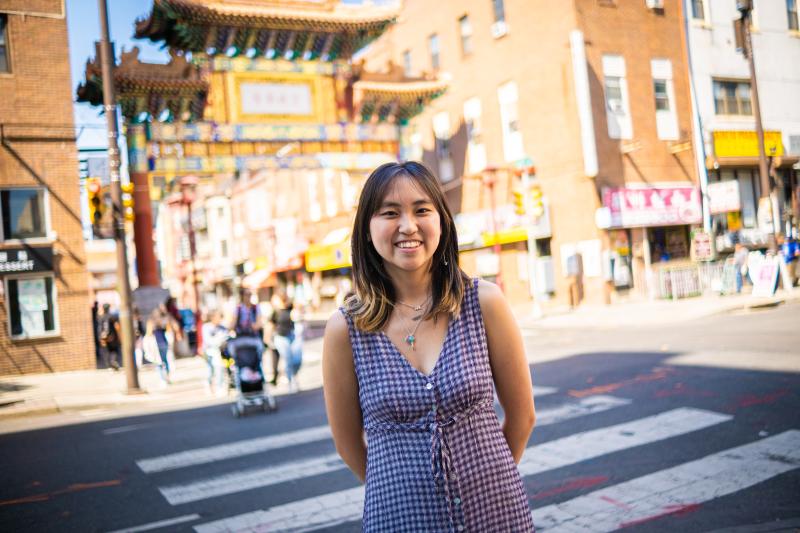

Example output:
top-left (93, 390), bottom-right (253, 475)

top-left (490, 21), bottom-right (508, 39)
top-left (645, 0), bottom-right (664, 9)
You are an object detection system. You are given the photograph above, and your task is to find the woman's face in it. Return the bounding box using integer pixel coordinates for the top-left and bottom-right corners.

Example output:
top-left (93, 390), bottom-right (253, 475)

top-left (368, 176), bottom-right (441, 279)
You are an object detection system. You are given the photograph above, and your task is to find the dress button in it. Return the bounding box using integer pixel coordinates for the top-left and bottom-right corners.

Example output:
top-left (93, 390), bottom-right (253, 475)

top-left (431, 403), bottom-right (438, 413)
top-left (425, 382), bottom-right (434, 390)
top-left (457, 525), bottom-right (465, 531)
top-left (453, 497), bottom-right (461, 506)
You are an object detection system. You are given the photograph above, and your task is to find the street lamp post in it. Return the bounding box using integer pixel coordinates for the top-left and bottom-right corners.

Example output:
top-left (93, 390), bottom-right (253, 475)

top-left (180, 175), bottom-right (203, 354)
top-left (737, 1), bottom-right (778, 252)
top-left (97, 0), bottom-right (140, 393)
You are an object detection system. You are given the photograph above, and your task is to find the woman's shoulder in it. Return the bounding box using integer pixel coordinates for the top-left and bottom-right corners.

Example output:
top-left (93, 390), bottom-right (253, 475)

top-left (476, 278), bottom-right (504, 305)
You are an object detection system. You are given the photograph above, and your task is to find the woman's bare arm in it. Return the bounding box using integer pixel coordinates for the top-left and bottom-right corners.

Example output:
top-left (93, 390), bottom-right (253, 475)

top-left (478, 280), bottom-right (536, 463)
top-left (322, 311), bottom-right (367, 482)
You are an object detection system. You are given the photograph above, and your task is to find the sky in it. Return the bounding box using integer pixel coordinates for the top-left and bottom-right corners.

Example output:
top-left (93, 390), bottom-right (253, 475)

top-left (67, 0), bottom-right (168, 150)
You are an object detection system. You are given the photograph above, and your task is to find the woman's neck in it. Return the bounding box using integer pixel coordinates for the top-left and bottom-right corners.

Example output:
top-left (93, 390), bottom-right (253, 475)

top-left (389, 270), bottom-right (432, 305)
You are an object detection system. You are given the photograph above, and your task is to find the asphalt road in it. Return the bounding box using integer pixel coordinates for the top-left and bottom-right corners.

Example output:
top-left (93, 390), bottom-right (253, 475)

top-left (0, 303), bottom-right (798, 532)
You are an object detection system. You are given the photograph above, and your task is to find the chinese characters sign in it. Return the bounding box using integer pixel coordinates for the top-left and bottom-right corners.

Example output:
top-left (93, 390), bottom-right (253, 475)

top-left (240, 82), bottom-right (313, 116)
top-left (602, 185), bottom-right (702, 228)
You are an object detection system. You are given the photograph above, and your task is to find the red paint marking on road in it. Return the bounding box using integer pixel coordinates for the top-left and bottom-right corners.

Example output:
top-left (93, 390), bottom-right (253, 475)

top-left (0, 494), bottom-right (50, 506)
top-left (618, 503), bottom-right (702, 529)
top-left (730, 389), bottom-right (790, 410)
top-left (654, 384), bottom-right (716, 398)
top-left (532, 476), bottom-right (609, 500)
top-left (569, 369), bottom-right (673, 398)
top-left (0, 479), bottom-right (122, 507)
top-left (599, 495), bottom-right (632, 510)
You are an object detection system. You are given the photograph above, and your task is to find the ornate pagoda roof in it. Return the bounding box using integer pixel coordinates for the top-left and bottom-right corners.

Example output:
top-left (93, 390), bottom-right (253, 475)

top-left (351, 60), bottom-right (448, 124)
top-left (77, 46), bottom-right (208, 123)
top-left (134, 0), bottom-right (399, 61)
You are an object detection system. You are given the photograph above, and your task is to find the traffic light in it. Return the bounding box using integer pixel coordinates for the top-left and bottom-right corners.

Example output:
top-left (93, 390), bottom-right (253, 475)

top-left (87, 178), bottom-right (103, 228)
top-left (513, 189), bottom-right (525, 215)
top-left (530, 186), bottom-right (544, 218)
top-left (121, 182), bottom-right (135, 221)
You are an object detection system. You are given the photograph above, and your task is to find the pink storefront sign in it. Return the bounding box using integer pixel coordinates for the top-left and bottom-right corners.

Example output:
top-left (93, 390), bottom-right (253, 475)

top-left (602, 185), bottom-right (702, 228)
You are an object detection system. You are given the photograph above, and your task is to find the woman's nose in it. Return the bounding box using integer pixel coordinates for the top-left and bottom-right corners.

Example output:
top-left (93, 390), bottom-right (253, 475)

top-left (398, 213), bottom-right (418, 233)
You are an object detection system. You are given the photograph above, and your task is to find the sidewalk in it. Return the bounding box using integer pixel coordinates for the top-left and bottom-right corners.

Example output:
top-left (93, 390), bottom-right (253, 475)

top-left (0, 340), bottom-right (324, 422)
top-left (515, 288), bottom-right (800, 330)
top-left (1, 289), bottom-right (796, 421)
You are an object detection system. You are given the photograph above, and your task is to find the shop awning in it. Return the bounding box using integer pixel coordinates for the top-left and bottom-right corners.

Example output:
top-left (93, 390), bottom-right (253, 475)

top-left (241, 268), bottom-right (276, 290)
top-left (306, 228), bottom-right (352, 272)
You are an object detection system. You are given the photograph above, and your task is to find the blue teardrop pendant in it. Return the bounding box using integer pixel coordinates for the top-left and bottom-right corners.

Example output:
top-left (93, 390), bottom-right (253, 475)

top-left (405, 334), bottom-right (415, 347)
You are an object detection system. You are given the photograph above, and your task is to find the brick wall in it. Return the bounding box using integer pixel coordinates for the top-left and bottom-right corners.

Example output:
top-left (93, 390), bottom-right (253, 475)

top-left (362, 0), bottom-right (698, 306)
top-left (0, 5), bottom-right (94, 374)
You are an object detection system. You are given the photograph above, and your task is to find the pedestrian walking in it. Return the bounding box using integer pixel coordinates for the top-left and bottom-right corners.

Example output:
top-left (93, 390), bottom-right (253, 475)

top-left (271, 295), bottom-right (303, 393)
top-left (322, 161), bottom-right (536, 531)
top-left (148, 311), bottom-right (175, 386)
top-left (97, 303), bottom-right (121, 370)
top-left (202, 310), bottom-right (229, 395)
top-left (733, 242), bottom-right (749, 293)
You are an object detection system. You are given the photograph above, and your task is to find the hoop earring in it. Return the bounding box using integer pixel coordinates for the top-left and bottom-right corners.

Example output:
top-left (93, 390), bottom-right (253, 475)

top-left (443, 257), bottom-right (449, 266)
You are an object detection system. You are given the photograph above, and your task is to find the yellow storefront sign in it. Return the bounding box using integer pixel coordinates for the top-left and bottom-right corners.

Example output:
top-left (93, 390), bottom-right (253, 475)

top-left (305, 239), bottom-right (352, 272)
top-left (713, 130), bottom-right (783, 158)
top-left (480, 227), bottom-right (529, 248)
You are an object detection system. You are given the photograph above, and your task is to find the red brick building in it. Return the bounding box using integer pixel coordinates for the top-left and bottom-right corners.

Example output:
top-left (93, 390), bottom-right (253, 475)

top-left (363, 0), bottom-right (699, 307)
top-left (0, 1), bottom-right (94, 374)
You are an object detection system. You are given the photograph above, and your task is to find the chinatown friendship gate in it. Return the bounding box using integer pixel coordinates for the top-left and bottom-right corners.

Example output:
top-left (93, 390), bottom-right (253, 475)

top-left (78, 0), bottom-right (447, 315)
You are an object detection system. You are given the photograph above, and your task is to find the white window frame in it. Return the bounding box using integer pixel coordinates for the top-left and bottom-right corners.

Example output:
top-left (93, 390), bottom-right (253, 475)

top-left (651, 59), bottom-right (679, 140)
top-left (433, 112), bottom-right (454, 182)
top-left (0, 14), bottom-right (11, 74)
top-left (428, 33), bottom-right (440, 71)
top-left (689, 0), bottom-right (710, 24)
top-left (4, 272), bottom-right (60, 340)
top-left (463, 97), bottom-right (487, 173)
top-left (402, 49), bottom-right (412, 77)
top-left (497, 80), bottom-right (525, 162)
top-left (459, 15), bottom-right (473, 56)
top-left (788, 0), bottom-right (800, 31)
top-left (602, 54), bottom-right (633, 140)
top-left (0, 187), bottom-right (54, 244)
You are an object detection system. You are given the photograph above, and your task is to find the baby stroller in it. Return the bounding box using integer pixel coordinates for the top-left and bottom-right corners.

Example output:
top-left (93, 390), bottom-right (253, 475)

top-left (227, 335), bottom-right (277, 418)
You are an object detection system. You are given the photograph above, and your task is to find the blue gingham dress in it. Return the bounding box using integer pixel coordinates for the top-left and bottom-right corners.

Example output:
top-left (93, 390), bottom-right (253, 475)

top-left (341, 279), bottom-right (534, 532)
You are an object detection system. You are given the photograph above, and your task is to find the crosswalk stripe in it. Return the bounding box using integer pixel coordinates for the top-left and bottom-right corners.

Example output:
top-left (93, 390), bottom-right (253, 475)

top-left (160, 395), bottom-right (626, 505)
top-left (534, 430), bottom-right (800, 532)
top-left (160, 452), bottom-right (342, 505)
top-left (518, 407), bottom-right (731, 476)
top-left (193, 407), bottom-right (731, 532)
top-left (140, 387), bottom-right (559, 475)
top-left (136, 425), bottom-right (332, 474)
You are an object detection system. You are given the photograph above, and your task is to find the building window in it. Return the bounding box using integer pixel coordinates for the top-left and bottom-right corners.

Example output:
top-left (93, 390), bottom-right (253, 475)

top-left (459, 15), bottom-right (473, 56)
top-left (5, 274), bottom-right (58, 338)
top-left (402, 49), bottom-right (412, 76)
top-left (498, 81), bottom-right (525, 162)
top-left (0, 15), bottom-right (9, 73)
top-left (602, 54), bottom-right (633, 139)
top-left (651, 59), bottom-right (678, 140)
top-left (428, 33), bottom-right (440, 70)
top-left (433, 112), bottom-right (454, 182)
top-left (1, 188), bottom-right (48, 240)
top-left (690, 0), bottom-right (706, 20)
top-left (788, 0), bottom-right (799, 30)
top-left (492, 0), bottom-right (506, 23)
top-left (463, 97), bottom-right (487, 173)
top-left (713, 80), bottom-right (752, 116)
top-left (220, 239), bottom-right (228, 258)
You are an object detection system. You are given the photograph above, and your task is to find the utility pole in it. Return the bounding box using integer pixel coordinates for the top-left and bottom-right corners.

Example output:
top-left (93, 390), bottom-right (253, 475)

top-left (736, 0), bottom-right (777, 252)
top-left (97, 0), bottom-right (140, 392)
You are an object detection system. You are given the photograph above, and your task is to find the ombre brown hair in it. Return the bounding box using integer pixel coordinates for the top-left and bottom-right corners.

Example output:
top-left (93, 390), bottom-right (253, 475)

top-left (347, 161), bottom-right (470, 332)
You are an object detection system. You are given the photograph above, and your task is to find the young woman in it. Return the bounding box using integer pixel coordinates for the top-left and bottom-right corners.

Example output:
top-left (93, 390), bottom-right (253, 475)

top-left (323, 161), bottom-right (536, 531)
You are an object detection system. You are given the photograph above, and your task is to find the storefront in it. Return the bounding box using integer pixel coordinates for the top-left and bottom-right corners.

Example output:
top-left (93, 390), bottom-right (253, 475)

top-left (708, 130), bottom-right (800, 251)
top-left (305, 228), bottom-right (353, 316)
top-left (599, 184), bottom-right (703, 296)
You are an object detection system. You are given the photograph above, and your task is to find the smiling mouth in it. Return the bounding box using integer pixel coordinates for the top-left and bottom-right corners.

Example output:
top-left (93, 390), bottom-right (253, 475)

top-left (395, 240), bottom-right (422, 249)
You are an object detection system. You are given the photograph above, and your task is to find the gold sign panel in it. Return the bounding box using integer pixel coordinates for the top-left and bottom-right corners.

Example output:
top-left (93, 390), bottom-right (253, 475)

top-left (713, 130), bottom-right (783, 158)
top-left (227, 72), bottom-right (336, 124)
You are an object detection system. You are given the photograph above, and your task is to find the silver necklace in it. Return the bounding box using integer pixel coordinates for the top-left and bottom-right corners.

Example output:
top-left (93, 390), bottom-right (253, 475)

top-left (395, 296), bottom-right (431, 312)
top-left (395, 302), bottom-right (429, 350)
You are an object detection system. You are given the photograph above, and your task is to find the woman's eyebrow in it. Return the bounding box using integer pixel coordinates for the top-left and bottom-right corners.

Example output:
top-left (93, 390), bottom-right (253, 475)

top-left (379, 199), bottom-right (433, 208)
